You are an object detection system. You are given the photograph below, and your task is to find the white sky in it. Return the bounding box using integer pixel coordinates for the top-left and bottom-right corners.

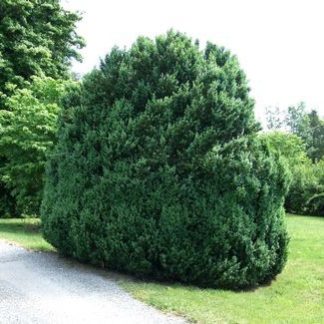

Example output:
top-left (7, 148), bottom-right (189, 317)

top-left (62, 0), bottom-right (324, 123)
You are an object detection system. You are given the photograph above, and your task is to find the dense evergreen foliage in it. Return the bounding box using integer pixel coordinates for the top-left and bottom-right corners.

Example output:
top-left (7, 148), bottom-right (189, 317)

top-left (42, 31), bottom-right (289, 289)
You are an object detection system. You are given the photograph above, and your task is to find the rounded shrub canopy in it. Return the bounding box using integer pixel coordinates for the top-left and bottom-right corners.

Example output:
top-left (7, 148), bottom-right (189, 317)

top-left (42, 31), bottom-right (289, 289)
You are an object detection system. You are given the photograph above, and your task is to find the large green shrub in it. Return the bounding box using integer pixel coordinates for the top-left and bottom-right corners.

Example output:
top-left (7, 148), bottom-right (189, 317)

top-left (42, 31), bottom-right (289, 289)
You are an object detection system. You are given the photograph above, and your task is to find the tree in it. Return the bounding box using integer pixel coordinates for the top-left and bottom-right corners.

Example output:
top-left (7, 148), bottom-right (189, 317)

top-left (0, 77), bottom-right (77, 215)
top-left (42, 31), bottom-right (289, 289)
top-left (0, 166), bottom-right (17, 217)
top-left (266, 103), bottom-right (324, 162)
top-left (307, 110), bottom-right (324, 162)
top-left (286, 105), bottom-right (324, 162)
top-left (285, 102), bottom-right (309, 136)
top-left (261, 131), bottom-right (323, 215)
top-left (0, 0), bottom-right (84, 216)
top-left (265, 106), bottom-right (284, 130)
top-left (0, 0), bottom-right (84, 101)
top-left (260, 131), bottom-right (308, 166)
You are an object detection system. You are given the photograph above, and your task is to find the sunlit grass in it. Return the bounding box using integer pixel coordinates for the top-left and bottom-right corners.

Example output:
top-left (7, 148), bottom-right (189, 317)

top-left (121, 215), bottom-right (324, 323)
top-left (1, 215), bottom-right (323, 323)
top-left (0, 218), bottom-right (54, 252)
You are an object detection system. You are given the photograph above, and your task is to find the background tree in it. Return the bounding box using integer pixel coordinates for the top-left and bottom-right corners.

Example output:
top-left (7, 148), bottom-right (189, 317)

top-left (266, 103), bottom-right (324, 162)
top-left (261, 131), bottom-right (323, 215)
top-left (0, 167), bottom-right (17, 217)
top-left (0, 0), bottom-right (84, 101)
top-left (285, 102), bottom-right (310, 137)
top-left (261, 131), bottom-right (308, 166)
top-left (0, 0), bottom-right (83, 216)
top-left (0, 77), bottom-right (77, 215)
top-left (307, 110), bottom-right (324, 162)
top-left (265, 106), bottom-right (284, 130)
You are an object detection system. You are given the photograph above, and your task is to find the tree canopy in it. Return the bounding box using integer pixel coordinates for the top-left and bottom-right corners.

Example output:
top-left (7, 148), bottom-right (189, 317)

top-left (0, 0), bottom-right (83, 216)
top-left (261, 131), bottom-right (323, 215)
top-left (266, 103), bottom-right (324, 162)
top-left (0, 0), bottom-right (84, 101)
top-left (0, 77), bottom-right (76, 214)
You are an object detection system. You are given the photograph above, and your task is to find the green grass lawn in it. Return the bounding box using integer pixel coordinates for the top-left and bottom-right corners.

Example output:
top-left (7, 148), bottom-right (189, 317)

top-left (0, 215), bottom-right (323, 323)
top-left (0, 218), bottom-right (54, 252)
top-left (121, 215), bottom-right (324, 323)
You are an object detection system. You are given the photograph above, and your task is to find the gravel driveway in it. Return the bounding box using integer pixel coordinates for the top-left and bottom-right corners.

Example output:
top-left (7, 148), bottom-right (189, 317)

top-left (0, 241), bottom-right (186, 324)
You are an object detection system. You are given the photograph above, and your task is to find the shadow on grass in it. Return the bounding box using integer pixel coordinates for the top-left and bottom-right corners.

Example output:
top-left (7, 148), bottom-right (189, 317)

top-left (0, 218), bottom-right (41, 232)
top-left (118, 272), bottom-right (276, 294)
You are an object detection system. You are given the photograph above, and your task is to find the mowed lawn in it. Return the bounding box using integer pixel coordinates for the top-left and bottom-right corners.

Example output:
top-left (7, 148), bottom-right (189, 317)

top-left (0, 218), bottom-right (54, 252)
top-left (0, 215), bottom-right (323, 323)
top-left (122, 215), bottom-right (324, 323)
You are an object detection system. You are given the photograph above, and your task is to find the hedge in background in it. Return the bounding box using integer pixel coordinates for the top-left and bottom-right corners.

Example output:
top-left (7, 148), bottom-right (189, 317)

top-left (262, 131), bottom-right (324, 216)
top-left (286, 160), bottom-right (323, 216)
top-left (42, 31), bottom-right (289, 289)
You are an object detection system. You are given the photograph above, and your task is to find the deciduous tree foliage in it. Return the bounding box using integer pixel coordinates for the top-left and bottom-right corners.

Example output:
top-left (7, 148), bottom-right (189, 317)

top-left (0, 77), bottom-right (77, 215)
top-left (286, 160), bottom-right (324, 216)
top-left (42, 31), bottom-right (289, 289)
top-left (0, 0), bottom-right (84, 100)
top-left (0, 0), bottom-right (83, 216)
top-left (266, 103), bottom-right (324, 162)
top-left (0, 165), bottom-right (17, 217)
top-left (262, 131), bottom-right (323, 216)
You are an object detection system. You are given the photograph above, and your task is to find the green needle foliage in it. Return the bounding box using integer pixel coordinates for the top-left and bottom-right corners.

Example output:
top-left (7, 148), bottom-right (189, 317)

top-left (42, 31), bottom-right (289, 289)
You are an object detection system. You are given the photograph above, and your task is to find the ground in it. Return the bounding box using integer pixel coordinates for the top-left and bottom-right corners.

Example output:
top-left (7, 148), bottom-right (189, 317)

top-left (122, 215), bottom-right (324, 323)
top-left (0, 241), bottom-right (185, 323)
top-left (0, 218), bottom-right (53, 252)
top-left (0, 215), bottom-right (323, 323)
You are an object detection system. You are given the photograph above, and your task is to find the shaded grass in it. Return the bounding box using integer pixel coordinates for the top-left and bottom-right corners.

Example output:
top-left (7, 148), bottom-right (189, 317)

top-left (121, 215), bottom-right (324, 323)
top-left (0, 218), bottom-right (54, 252)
